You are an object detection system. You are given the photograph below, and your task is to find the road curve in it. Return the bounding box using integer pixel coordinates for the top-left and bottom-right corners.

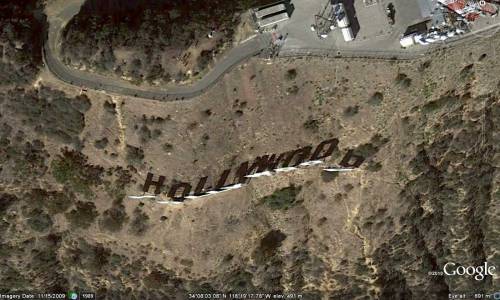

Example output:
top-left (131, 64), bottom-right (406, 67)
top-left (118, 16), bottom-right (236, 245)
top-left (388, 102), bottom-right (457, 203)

top-left (44, 1), bottom-right (500, 101)
top-left (44, 1), bottom-right (271, 101)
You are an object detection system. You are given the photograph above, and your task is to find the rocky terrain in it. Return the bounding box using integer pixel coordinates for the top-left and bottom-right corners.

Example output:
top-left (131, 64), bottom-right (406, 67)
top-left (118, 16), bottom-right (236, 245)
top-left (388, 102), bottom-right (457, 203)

top-left (0, 1), bottom-right (499, 299)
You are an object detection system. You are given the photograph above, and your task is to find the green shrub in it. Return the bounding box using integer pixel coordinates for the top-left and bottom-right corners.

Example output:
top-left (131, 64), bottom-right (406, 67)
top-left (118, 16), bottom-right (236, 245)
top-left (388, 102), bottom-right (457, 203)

top-left (103, 101), bottom-right (116, 114)
top-left (368, 92), bottom-right (383, 105)
top-left (197, 49), bottom-right (213, 70)
top-left (344, 105), bottom-right (359, 116)
top-left (28, 188), bottom-right (73, 214)
top-left (51, 149), bottom-right (103, 198)
top-left (285, 68), bottom-right (297, 81)
top-left (459, 64), bottom-right (474, 81)
top-left (26, 208), bottom-right (53, 232)
top-left (125, 145), bottom-right (144, 165)
top-left (421, 94), bottom-right (459, 114)
top-left (321, 171), bottom-right (338, 182)
top-left (303, 118), bottom-right (320, 132)
top-left (94, 137), bottom-right (109, 149)
top-left (261, 186), bottom-right (302, 210)
top-left (99, 200), bottom-right (129, 232)
top-left (287, 85), bottom-right (299, 95)
top-left (2, 138), bottom-right (49, 178)
top-left (6, 87), bottom-right (90, 145)
top-left (65, 201), bottom-right (99, 229)
top-left (366, 161), bottom-right (382, 172)
top-left (129, 206), bottom-right (149, 235)
top-left (162, 143), bottom-right (173, 152)
top-left (395, 73), bottom-right (411, 88)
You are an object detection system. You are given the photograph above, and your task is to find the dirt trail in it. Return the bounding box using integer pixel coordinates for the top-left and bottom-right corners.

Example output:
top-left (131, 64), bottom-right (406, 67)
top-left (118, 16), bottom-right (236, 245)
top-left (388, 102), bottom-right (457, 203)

top-left (110, 96), bottom-right (126, 152)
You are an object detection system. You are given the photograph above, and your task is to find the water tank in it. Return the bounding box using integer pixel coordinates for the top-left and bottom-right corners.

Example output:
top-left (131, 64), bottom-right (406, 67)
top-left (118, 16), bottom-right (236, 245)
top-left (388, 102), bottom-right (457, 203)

top-left (399, 35), bottom-right (415, 48)
top-left (337, 16), bottom-right (350, 28)
top-left (341, 27), bottom-right (354, 42)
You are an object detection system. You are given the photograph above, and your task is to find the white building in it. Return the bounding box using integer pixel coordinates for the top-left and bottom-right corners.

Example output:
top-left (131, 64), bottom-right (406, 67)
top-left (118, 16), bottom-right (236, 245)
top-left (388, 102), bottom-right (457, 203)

top-left (254, 3), bottom-right (287, 19)
top-left (257, 12), bottom-right (291, 28)
top-left (254, 1), bottom-right (291, 29)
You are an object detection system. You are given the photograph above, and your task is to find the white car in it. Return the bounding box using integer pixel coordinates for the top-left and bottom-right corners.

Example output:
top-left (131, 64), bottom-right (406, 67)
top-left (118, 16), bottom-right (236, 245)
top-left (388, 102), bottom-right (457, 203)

top-left (425, 36), bottom-right (436, 43)
top-left (416, 39), bottom-right (429, 45)
top-left (415, 36), bottom-right (429, 45)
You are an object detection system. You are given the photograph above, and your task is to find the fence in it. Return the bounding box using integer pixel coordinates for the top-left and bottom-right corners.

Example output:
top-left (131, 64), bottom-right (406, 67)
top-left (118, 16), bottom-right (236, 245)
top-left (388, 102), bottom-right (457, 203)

top-left (278, 26), bottom-right (500, 61)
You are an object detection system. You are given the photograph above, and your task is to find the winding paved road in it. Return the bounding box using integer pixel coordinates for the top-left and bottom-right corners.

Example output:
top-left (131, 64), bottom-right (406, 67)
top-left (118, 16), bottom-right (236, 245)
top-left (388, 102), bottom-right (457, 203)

top-left (44, 1), bottom-right (271, 101)
top-left (44, 1), bottom-right (500, 101)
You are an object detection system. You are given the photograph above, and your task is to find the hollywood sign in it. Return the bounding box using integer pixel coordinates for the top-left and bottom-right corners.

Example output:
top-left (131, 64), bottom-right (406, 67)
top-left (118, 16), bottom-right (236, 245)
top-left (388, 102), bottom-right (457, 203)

top-left (142, 138), bottom-right (365, 201)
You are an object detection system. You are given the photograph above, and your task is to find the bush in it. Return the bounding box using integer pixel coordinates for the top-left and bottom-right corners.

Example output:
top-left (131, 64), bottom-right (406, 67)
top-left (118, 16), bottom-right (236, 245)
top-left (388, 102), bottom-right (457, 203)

top-left (419, 60), bottom-right (431, 71)
top-left (146, 64), bottom-right (165, 82)
top-left (65, 201), bottom-right (99, 229)
top-left (366, 161), bottom-right (382, 172)
top-left (422, 94), bottom-right (459, 114)
top-left (26, 208), bottom-right (53, 232)
top-left (395, 73), bottom-right (411, 88)
top-left (303, 118), bottom-right (320, 132)
top-left (51, 149), bottom-right (103, 198)
top-left (459, 64), bottom-right (474, 81)
top-left (94, 137), bottom-right (109, 149)
top-left (138, 125), bottom-right (152, 143)
top-left (135, 121), bottom-right (162, 143)
top-left (260, 185), bottom-right (302, 210)
top-left (0, 0), bottom-right (46, 85)
top-left (368, 92), bottom-right (383, 105)
top-left (0, 193), bottom-right (17, 214)
top-left (197, 50), bottom-right (213, 70)
top-left (125, 145), bottom-right (144, 164)
top-left (287, 85), bottom-right (299, 95)
top-left (321, 171), bottom-right (338, 182)
top-left (344, 105), bottom-right (359, 116)
top-left (1, 137), bottom-right (49, 178)
top-left (162, 143), bottom-right (173, 152)
top-left (28, 188), bottom-right (74, 214)
top-left (285, 68), bottom-right (297, 81)
top-left (257, 230), bottom-right (286, 257)
top-left (103, 101), bottom-right (116, 114)
top-left (129, 206), bottom-right (149, 235)
top-left (99, 200), bottom-right (128, 232)
top-left (6, 87), bottom-right (90, 145)
top-left (351, 134), bottom-right (389, 159)
top-left (223, 270), bottom-right (256, 292)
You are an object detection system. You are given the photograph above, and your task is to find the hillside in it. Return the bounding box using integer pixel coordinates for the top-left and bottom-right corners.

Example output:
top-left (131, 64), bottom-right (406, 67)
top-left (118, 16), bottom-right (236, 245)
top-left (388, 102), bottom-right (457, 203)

top-left (0, 0), bottom-right (45, 86)
top-left (60, 0), bottom-right (273, 86)
top-left (0, 1), bottom-right (499, 298)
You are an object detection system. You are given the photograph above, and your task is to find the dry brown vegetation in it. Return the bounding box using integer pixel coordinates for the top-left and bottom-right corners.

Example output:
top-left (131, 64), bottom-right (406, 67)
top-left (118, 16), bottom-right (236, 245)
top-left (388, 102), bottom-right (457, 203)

top-left (0, 3), bottom-right (499, 296)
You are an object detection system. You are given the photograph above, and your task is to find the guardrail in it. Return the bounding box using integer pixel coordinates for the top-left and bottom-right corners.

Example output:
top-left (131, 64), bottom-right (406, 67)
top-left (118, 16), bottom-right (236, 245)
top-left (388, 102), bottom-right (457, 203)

top-left (279, 47), bottom-right (432, 60)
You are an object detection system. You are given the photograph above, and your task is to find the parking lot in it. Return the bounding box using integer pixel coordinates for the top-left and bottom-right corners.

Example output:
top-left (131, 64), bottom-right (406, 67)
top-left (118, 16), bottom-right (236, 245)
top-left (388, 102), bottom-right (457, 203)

top-left (276, 0), bottom-right (420, 52)
top-left (262, 0), bottom-right (500, 58)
